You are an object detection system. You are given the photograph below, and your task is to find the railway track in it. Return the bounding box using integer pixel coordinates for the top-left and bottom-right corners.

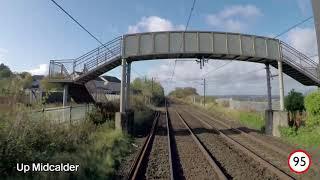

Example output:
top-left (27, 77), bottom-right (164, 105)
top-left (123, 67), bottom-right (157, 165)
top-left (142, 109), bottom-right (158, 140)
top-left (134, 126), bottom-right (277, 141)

top-left (127, 101), bottom-right (309, 179)
top-left (169, 108), bottom-right (227, 179)
top-left (175, 107), bottom-right (295, 180)
top-left (181, 106), bottom-right (318, 179)
top-left (127, 102), bottom-right (228, 180)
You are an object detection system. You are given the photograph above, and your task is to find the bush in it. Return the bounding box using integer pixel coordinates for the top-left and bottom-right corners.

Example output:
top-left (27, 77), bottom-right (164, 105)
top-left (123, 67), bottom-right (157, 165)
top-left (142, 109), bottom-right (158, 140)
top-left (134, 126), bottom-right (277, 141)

top-left (284, 89), bottom-right (305, 113)
top-left (87, 107), bottom-right (106, 125)
top-left (0, 106), bottom-right (131, 179)
top-left (284, 89), bottom-right (305, 128)
top-left (169, 87), bottom-right (198, 99)
top-left (304, 90), bottom-right (320, 126)
top-left (131, 78), bottom-right (164, 106)
top-left (280, 126), bottom-right (320, 147)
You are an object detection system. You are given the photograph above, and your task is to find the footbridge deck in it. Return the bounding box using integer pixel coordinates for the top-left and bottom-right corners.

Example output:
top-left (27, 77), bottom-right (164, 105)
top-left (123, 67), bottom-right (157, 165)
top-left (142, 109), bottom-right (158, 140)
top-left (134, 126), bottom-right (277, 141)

top-left (48, 31), bottom-right (320, 104)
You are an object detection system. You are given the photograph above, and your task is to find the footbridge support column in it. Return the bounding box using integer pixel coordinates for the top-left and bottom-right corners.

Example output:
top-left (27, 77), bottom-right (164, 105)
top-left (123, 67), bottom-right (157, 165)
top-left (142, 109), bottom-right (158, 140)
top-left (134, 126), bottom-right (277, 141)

top-left (125, 61), bottom-right (134, 134)
top-left (120, 58), bottom-right (127, 113)
top-left (278, 61), bottom-right (285, 111)
top-left (125, 62), bottom-right (131, 110)
top-left (116, 58), bottom-right (134, 133)
top-left (63, 84), bottom-right (69, 107)
top-left (265, 63), bottom-right (272, 111)
top-left (265, 63), bottom-right (288, 137)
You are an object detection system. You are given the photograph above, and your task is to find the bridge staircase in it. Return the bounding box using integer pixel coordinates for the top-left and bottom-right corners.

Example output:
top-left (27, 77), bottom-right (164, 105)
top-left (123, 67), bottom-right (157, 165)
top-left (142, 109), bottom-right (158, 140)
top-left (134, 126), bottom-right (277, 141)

top-left (49, 36), bottom-right (122, 103)
top-left (270, 42), bottom-right (319, 86)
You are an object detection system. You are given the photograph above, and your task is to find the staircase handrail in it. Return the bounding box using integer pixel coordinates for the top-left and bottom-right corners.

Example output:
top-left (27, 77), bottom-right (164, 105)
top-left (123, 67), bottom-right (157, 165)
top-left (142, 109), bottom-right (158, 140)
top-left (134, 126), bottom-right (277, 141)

top-left (280, 41), bottom-right (319, 81)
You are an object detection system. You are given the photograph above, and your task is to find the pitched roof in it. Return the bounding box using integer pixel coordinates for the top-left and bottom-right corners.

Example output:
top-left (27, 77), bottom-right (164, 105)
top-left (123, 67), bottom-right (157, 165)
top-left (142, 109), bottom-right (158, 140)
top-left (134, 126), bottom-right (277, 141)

top-left (32, 75), bottom-right (45, 81)
top-left (101, 76), bottom-right (121, 83)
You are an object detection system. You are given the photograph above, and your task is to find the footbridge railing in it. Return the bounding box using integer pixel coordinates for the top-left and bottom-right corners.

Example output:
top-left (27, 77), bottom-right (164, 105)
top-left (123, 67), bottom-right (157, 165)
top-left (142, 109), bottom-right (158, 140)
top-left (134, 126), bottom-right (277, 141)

top-left (280, 41), bottom-right (319, 81)
top-left (49, 36), bottom-right (122, 80)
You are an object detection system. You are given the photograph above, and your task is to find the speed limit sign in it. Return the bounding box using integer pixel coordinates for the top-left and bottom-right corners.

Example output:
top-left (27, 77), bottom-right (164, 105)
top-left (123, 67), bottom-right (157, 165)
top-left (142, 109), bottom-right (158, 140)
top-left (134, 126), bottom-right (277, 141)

top-left (288, 150), bottom-right (311, 174)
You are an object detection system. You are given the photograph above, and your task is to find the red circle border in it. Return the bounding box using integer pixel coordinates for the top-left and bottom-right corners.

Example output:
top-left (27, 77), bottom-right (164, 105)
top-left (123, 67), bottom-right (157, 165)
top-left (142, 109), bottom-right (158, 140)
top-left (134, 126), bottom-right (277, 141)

top-left (287, 149), bottom-right (312, 174)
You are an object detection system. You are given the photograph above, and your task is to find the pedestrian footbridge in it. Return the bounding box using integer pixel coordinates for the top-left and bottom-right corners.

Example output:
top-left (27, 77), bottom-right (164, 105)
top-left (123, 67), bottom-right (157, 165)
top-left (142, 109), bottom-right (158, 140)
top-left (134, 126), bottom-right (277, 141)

top-left (49, 31), bottom-right (320, 110)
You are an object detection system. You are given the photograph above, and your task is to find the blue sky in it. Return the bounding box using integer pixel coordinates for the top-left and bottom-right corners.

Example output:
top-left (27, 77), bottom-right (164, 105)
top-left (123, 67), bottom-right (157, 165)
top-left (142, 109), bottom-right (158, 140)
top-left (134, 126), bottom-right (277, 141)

top-left (0, 0), bottom-right (318, 95)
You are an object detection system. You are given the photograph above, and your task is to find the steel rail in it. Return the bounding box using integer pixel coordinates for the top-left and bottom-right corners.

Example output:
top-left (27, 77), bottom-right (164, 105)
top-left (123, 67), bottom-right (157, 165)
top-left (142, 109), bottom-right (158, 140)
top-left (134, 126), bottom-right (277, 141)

top-left (165, 99), bottom-right (175, 180)
top-left (183, 110), bottom-right (295, 180)
top-left (174, 110), bottom-right (228, 180)
top-left (126, 112), bottom-right (160, 180)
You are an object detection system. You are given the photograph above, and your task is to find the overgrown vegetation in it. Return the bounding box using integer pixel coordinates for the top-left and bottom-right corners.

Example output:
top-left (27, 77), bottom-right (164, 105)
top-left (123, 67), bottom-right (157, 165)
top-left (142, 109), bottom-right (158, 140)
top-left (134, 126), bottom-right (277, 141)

top-left (131, 77), bottom-right (165, 106)
top-left (284, 89), bottom-right (305, 128)
top-left (169, 87), bottom-right (198, 98)
top-left (0, 105), bottom-right (132, 179)
top-left (169, 88), bottom-right (265, 131)
top-left (0, 64), bottom-right (164, 178)
top-left (304, 90), bottom-right (320, 127)
top-left (130, 78), bottom-right (164, 136)
top-left (0, 70), bottom-right (32, 97)
top-left (280, 126), bottom-right (320, 147)
top-left (0, 63), bottom-right (132, 179)
top-left (280, 90), bottom-right (320, 148)
top-left (195, 102), bottom-right (265, 131)
top-left (40, 76), bottom-right (63, 91)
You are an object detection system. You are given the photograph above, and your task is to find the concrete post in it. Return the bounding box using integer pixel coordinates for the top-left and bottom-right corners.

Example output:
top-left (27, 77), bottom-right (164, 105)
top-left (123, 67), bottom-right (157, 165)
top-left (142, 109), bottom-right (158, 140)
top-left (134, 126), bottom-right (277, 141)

top-left (265, 63), bottom-right (272, 110)
top-left (63, 84), bottom-right (68, 107)
top-left (125, 62), bottom-right (131, 111)
top-left (120, 58), bottom-right (127, 113)
top-left (278, 61), bottom-right (285, 111)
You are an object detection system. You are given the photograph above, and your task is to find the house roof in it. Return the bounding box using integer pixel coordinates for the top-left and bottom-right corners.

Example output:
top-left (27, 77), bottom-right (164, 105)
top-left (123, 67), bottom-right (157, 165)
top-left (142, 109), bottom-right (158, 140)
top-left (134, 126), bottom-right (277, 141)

top-left (32, 75), bottom-right (45, 81)
top-left (95, 75), bottom-right (121, 83)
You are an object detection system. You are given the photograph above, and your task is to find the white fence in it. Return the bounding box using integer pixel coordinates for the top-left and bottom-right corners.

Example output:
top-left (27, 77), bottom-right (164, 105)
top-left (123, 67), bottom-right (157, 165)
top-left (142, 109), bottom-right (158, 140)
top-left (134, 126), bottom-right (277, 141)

top-left (31, 104), bottom-right (94, 124)
top-left (216, 98), bottom-right (280, 111)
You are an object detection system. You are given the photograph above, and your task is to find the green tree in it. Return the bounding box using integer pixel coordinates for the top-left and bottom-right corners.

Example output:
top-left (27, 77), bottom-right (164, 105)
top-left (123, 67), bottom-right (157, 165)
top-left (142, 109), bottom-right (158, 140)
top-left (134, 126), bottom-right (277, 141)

top-left (18, 72), bottom-right (32, 89)
top-left (131, 78), bottom-right (165, 106)
top-left (169, 87), bottom-right (198, 98)
top-left (0, 63), bottom-right (12, 78)
top-left (284, 89), bottom-right (305, 129)
top-left (40, 76), bottom-right (62, 91)
top-left (304, 90), bottom-right (320, 127)
top-left (284, 89), bottom-right (305, 113)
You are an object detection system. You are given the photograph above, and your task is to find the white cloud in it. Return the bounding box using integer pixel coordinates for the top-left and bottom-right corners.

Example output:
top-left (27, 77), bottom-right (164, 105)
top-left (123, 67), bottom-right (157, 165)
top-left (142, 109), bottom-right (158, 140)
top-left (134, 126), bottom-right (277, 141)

top-left (205, 4), bottom-right (262, 32)
top-left (128, 16), bottom-right (185, 33)
top-left (286, 27), bottom-right (318, 61)
top-left (27, 64), bottom-right (49, 75)
top-left (149, 58), bottom-right (316, 95)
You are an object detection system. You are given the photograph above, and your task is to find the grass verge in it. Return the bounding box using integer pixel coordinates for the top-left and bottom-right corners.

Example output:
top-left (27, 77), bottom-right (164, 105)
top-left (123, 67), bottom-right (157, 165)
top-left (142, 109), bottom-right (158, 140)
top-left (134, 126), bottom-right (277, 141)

top-left (192, 102), bottom-right (265, 131)
top-left (280, 126), bottom-right (320, 148)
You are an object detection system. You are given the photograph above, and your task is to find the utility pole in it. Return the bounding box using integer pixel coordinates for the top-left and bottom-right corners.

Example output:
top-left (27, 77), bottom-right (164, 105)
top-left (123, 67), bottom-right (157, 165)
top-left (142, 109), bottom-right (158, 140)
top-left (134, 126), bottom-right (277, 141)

top-left (151, 77), bottom-right (154, 92)
top-left (311, 0), bottom-right (320, 82)
top-left (151, 77), bottom-right (154, 105)
top-left (203, 78), bottom-right (206, 106)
